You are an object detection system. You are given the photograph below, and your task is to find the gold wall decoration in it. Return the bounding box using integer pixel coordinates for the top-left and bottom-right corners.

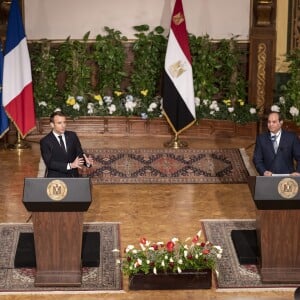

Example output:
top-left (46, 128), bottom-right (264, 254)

top-left (256, 43), bottom-right (267, 112)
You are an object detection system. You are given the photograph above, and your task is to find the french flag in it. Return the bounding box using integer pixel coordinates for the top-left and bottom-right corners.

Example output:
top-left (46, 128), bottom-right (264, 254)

top-left (163, 0), bottom-right (195, 135)
top-left (3, 0), bottom-right (36, 138)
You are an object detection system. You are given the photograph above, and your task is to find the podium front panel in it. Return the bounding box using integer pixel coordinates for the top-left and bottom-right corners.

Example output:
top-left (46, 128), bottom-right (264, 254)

top-left (23, 178), bottom-right (92, 212)
top-left (248, 176), bottom-right (300, 210)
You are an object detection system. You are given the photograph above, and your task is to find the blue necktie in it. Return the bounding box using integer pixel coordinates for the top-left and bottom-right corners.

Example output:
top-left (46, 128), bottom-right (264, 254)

top-left (271, 135), bottom-right (278, 153)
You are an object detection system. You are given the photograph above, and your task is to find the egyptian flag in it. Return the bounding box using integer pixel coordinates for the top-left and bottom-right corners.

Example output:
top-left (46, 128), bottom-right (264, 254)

top-left (163, 0), bottom-right (195, 135)
top-left (3, 0), bottom-right (36, 138)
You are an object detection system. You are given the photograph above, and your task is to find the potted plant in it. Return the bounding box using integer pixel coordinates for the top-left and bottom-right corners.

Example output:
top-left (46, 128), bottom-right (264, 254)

top-left (114, 230), bottom-right (222, 290)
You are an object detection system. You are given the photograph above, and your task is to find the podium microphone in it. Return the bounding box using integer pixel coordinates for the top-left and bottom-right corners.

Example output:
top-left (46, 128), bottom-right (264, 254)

top-left (26, 214), bottom-right (32, 223)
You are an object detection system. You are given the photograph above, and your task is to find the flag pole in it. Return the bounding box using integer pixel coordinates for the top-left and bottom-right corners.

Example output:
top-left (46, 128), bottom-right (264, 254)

top-left (164, 132), bottom-right (188, 149)
top-left (7, 131), bottom-right (31, 150)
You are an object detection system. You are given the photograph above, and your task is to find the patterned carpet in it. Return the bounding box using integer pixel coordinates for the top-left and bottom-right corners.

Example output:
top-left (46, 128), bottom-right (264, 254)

top-left (78, 148), bottom-right (255, 184)
top-left (202, 219), bottom-right (297, 290)
top-left (0, 222), bottom-right (122, 292)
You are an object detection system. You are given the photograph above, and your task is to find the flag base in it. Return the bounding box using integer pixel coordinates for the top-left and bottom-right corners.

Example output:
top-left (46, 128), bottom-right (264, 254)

top-left (7, 139), bottom-right (31, 150)
top-left (164, 136), bottom-right (188, 149)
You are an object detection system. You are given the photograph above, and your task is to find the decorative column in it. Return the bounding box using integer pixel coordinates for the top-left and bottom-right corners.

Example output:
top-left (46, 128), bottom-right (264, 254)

top-left (248, 0), bottom-right (277, 114)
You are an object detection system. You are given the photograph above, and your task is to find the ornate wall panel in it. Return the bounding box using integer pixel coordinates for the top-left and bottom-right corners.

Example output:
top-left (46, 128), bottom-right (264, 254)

top-left (290, 0), bottom-right (300, 50)
top-left (248, 0), bottom-right (277, 114)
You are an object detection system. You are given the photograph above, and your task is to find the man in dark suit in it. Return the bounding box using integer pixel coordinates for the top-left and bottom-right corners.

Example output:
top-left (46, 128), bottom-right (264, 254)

top-left (253, 111), bottom-right (300, 176)
top-left (40, 111), bottom-right (93, 178)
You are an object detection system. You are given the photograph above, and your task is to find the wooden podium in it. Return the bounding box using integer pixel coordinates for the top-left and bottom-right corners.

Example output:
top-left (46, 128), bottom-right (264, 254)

top-left (23, 178), bottom-right (92, 287)
top-left (248, 176), bottom-right (300, 283)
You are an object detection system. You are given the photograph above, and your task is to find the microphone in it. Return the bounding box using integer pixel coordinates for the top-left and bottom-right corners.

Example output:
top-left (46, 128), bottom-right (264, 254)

top-left (79, 152), bottom-right (92, 168)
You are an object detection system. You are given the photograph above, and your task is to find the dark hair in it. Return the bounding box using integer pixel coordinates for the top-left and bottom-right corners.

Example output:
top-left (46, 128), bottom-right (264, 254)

top-left (50, 111), bottom-right (66, 123)
top-left (267, 111), bottom-right (283, 122)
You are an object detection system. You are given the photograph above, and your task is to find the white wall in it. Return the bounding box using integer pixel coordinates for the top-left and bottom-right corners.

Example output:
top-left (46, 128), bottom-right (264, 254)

top-left (24, 0), bottom-right (250, 40)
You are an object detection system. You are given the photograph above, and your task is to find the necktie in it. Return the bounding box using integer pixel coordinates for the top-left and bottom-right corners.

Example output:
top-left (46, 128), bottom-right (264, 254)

top-left (271, 135), bottom-right (278, 153)
top-left (58, 135), bottom-right (67, 152)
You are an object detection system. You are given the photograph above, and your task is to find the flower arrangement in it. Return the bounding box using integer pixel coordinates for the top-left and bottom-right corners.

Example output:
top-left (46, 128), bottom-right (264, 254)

top-left (114, 230), bottom-right (222, 276)
top-left (195, 98), bottom-right (259, 124)
top-left (37, 90), bottom-right (163, 120)
top-left (270, 96), bottom-right (300, 124)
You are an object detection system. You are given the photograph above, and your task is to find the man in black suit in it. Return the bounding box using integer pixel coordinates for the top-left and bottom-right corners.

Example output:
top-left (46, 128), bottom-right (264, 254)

top-left (40, 111), bottom-right (93, 178)
top-left (253, 111), bottom-right (300, 176)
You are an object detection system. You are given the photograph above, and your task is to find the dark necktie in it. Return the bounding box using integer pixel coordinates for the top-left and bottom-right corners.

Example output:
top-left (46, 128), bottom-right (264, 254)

top-left (58, 135), bottom-right (67, 152)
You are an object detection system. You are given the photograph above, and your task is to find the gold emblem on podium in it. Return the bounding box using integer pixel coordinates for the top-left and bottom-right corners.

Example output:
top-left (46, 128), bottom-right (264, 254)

top-left (47, 179), bottom-right (68, 201)
top-left (277, 178), bottom-right (298, 199)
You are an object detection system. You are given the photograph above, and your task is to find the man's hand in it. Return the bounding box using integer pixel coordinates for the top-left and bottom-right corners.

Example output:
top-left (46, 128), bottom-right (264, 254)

top-left (263, 170), bottom-right (272, 176)
top-left (70, 156), bottom-right (85, 169)
top-left (83, 153), bottom-right (93, 168)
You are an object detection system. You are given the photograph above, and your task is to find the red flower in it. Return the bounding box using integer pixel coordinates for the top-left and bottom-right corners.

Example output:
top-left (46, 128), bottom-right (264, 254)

top-left (187, 254), bottom-right (193, 260)
top-left (200, 242), bottom-right (206, 247)
top-left (202, 249), bottom-right (210, 255)
top-left (140, 237), bottom-right (147, 244)
top-left (166, 241), bottom-right (175, 252)
top-left (152, 243), bottom-right (159, 250)
top-left (192, 235), bottom-right (199, 243)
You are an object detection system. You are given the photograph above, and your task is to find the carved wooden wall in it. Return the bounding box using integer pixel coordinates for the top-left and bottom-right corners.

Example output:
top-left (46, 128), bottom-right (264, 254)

top-left (290, 0), bottom-right (300, 50)
top-left (248, 0), bottom-right (277, 114)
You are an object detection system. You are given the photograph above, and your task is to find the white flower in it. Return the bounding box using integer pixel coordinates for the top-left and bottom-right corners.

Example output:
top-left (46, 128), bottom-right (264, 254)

top-left (87, 102), bottom-right (94, 114)
top-left (169, 257), bottom-right (174, 263)
top-left (171, 237), bottom-right (178, 243)
top-left (178, 259), bottom-right (183, 265)
top-left (125, 101), bottom-right (136, 112)
top-left (125, 95), bottom-right (134, 102)
top-left (153, 267), bottom-right (157, 275)
top-left (271, 104), bottom-right (280, 112)
top-left (184, 250), bottom-right (188, 258)
top-left (76, 96), bottom-right (84, 102)
top-left (194, 97), bottom-right (200, 107)
top-left (38, 101), bottom-right (47, 107)
top-left (146, 260), bottom-right (150, 264)
top-left (54, 108), bottom-right (61, 112)
top-left (125, 245), bottom-right (135, 252)
top-left (112, 249), bottom-right (120, 253)
top-left (214, 245), bottom-right (223, 253)
top-left (161, 260), bottom-right (165, 267)
top-left (103, 96), bottom-right (113, 105)
top-left (108, 104), bottom-right (116, 114)
top-left (73, 103), bottom-right (80, 111)
top-left (203, 99), bottom-right (209, 106)
top-left (290, 106), bottom-right (299, 117)
top-left (147, 102), bottom-right (158, 112)
top-left (141, 113), bottom-right (148, 119)
top-left (177, 266), bottom-right (182, 273)
top-left (116, 259), bottom-right (121, 264)
top-left (250, 107), bottom-right (256, 114)
top-left (279, 96), bottom-right (285, 104)
top-left (228, 107), bottom-right (234, 113)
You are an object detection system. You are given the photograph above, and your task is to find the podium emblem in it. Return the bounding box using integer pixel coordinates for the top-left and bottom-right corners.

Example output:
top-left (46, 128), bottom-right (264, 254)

top-left (47, 179), bottom-right (68, 201)
top-left (277, 178), bottom-right (299, 199)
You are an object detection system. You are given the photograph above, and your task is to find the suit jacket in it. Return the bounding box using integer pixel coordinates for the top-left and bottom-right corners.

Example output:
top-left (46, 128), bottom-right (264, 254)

top-left (253, 130), bottom-right (300, 175)
top-left (40, 130), bottom-right (84, 177)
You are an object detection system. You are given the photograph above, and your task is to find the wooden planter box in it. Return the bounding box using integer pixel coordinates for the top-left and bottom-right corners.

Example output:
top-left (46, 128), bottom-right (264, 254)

top-left (129, 269), bottom-right (212, 290)
top-left (27, 117), bottom-right (258, 140)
